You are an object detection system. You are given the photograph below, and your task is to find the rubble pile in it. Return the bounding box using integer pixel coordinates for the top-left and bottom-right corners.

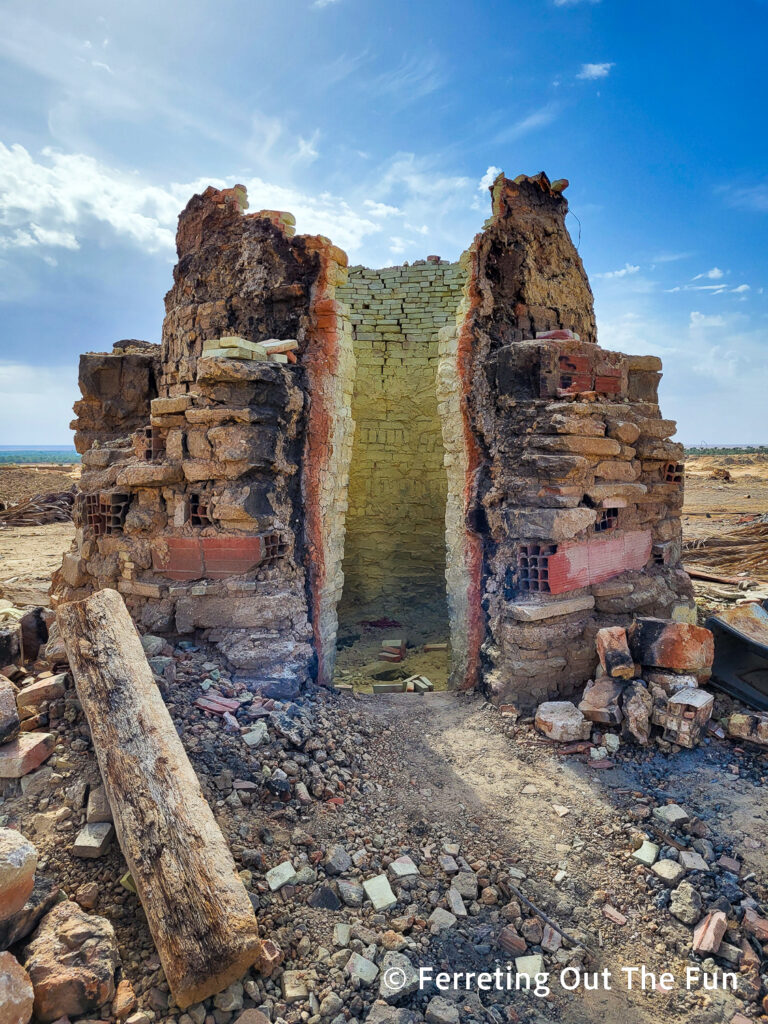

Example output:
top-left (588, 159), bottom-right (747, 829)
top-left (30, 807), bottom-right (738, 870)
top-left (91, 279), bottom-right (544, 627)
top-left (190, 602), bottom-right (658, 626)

top-left (534, 616), bottom-right (719, 755)
top-left (1, 597), bottom-right (768, 1024)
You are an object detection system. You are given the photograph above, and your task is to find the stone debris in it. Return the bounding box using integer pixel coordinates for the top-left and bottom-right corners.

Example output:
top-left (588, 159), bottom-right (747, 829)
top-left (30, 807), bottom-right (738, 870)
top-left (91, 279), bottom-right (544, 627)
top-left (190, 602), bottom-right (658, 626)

top-left (0, 676), bottom-right (20, 745)
top-left (265, 861), bottom-right (297, 891)
top-left (652, 859), bottom-right (686, 886)
top-left (620, 681), bottom-right (653, 745)
top-left (632, 840), bottom-right (659, 867)
top-left (0, 829), bottom-right (38, 924)
top-left (0, 733), bottom-right (55, 778)
top-left (425, 996), bottom-right (460, 1024)
top-left (23, 901), bottom-right (119, 1023)
top-left (362, 874), bottom-right (397, 911)
top-left (0, 951), bottom-right (34, 1024)
top-left (534, 702), bottom-right (591, 742)
top-left (653, 803), bottom-right (690, 827)
top-left (72, 822), bottom-right (114, 859)
top-left (378, 952), bottom-right (418, 1002)
top-left (345, 952), bottom-right (378, 985)
top-left (86, 785), bottom-right (113, 824)
top-left (669, 881), bottom-right (702, 925)
top-left (578, 676), bottom-right (625, 725)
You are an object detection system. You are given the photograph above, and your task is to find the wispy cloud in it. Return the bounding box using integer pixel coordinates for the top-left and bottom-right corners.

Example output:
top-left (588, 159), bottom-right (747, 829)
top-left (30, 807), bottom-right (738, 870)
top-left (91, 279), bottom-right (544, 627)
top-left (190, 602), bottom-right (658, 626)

top-left (692, 266), bottom-right (724, 280)
top-left (651, 251), bottom-right (694, 264)
top-left (554, 0), bottom-right (600, 6)
top-left (577, 62), bottom-right (615, 80)
top-left (313, 0), bottom-right (343, 8)
top-left (495, 103), bottom-right (559, 143)
top-left (373, 52), bottom-right (447, 103)
top-left (718, 181), bottom-right (768, 213)
top-left (690, 311), bottom-right (726, 329)
top-left (595, 262), bottom-right (640, 279)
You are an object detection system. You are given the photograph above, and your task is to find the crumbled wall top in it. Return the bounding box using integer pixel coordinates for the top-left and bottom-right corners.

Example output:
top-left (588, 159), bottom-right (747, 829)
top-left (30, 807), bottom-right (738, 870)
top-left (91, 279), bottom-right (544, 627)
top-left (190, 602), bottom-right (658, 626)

top-left (475, 172), bottom-right (597, 346)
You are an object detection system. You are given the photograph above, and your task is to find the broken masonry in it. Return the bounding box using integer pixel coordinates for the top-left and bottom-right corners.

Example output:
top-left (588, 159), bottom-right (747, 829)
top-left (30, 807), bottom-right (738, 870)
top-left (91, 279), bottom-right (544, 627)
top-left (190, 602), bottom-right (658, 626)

top-left (53, 172), bottom-right (693, 709)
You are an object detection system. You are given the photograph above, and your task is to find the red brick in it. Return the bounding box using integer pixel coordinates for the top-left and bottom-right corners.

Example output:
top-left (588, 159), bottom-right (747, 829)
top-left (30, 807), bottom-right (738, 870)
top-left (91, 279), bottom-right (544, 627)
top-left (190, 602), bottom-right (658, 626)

top-left (202, 536), bottom-right (266, 577)
top-left (152, 537), bottom-right (204, 580)
top-left (692, 911), bottom-right (727, 954)
top-left (0, 732), bottom-right (55, 778)
top-left (547, 531), bottom-right (652, 594)
top-left (628, 618), bottom-right (714, 675)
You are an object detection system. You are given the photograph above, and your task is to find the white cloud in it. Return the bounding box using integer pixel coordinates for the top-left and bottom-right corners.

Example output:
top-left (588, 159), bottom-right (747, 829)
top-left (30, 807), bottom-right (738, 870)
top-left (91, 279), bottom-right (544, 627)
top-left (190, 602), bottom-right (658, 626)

top-left (577, 62), bottom-right (615, 80)
top-left (554, 0), bottom-right (600, 6)
top-left (0, 362), bottom-right (79, 444)
top-left (595, 262), bottom-right (640, 279)
top-left (692, 266), bottom-right (724, 280)
top-left (478, 166), bottom-right (502, 193)
top-left (732, 284), bottom-right (750, 294)
top-left (313, 0), bottom-right (342, 7)
top-left (363, 200), bottom-right (402, 218)
top-left (689, 311), bottom-right (726, 329)
top-left (0, 142), bottom-right (489, 271)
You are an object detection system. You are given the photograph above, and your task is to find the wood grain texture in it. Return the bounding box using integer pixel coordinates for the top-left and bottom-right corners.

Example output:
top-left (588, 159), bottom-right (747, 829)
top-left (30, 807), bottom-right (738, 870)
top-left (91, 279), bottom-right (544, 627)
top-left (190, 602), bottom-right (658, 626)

top-left (57, 588), bottom-right (263, 1009)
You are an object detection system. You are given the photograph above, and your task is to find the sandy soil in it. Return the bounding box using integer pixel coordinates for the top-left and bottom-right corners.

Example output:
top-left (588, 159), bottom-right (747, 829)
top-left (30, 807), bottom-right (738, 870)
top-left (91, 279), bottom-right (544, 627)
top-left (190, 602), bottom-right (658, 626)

top-left (0, 463), bottom-right (80, 505)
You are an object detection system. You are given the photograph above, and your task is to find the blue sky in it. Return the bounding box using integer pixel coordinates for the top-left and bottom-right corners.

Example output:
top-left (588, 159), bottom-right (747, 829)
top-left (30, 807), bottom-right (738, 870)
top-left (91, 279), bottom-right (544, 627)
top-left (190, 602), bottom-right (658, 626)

top-left (0, 0), bottom-right (766, 444)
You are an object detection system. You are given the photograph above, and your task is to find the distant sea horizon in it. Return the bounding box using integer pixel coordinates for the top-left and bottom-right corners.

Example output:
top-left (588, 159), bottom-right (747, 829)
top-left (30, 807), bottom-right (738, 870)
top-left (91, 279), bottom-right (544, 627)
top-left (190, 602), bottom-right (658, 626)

top-left (0, 445), bottom-right (80, 464)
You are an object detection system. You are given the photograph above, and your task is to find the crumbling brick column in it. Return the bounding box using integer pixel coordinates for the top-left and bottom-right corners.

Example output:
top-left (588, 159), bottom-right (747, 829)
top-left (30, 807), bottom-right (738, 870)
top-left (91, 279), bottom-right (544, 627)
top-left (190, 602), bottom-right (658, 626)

top-left (449, 173), bottom-right (693, 708)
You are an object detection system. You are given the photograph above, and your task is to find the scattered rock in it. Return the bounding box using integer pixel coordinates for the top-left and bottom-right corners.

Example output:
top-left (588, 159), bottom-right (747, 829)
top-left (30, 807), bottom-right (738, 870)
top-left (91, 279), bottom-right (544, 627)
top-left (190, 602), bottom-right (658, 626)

top-left (0, 677), bottom-right (20, 745)
top-left (669, 881), bottom-right (702, 925)
top-left (363, 874), bottom-right (397, 911)
top-left (345, 952), bottom-right (378, 985)
top-left (534, 702), bottom-right (591, 742)
top-left (653, 803), bottom-right (689, 827)
top-left (378, 951), bottom-right (418, 1002)
top-left (621, 681), bottom-right (652, 744)
top-left (24, 901), bottom-right (119, 1023)
top-left (72, 823), bottom-right (114, 859)
top-left (0, 829), bottom-right (37, 923)
top-left (425, 996), bottom-right (459, 1024)
top-left (266, 861), bottom-right (297, 891)
top-left (324, 844), bottom-right (352, 876)
top-left (652, 860), bottom-right (686, 886)
top-left (0, 951), bottom-right (34, 1024)
top-left (632, 840), bottom-right (659, 867)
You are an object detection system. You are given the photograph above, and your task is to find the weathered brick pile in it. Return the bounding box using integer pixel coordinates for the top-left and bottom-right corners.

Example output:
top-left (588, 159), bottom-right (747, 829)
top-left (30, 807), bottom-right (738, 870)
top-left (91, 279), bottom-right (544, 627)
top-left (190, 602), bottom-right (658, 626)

top-left (53, 172), bottom-right (694, 709)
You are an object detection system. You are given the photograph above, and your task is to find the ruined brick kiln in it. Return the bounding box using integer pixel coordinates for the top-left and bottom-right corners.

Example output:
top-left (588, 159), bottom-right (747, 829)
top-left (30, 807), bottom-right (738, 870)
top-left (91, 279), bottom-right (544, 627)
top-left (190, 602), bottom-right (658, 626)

top-left (52, 172), bottom-right (695, 708)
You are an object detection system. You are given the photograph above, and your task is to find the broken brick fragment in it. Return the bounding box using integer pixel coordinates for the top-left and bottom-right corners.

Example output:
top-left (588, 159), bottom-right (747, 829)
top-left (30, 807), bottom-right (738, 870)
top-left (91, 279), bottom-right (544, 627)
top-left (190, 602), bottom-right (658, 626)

top-left (595, 626), bottom-right (635, 680)
top-left (578, 676), bottom-right (625, 725)
top-left (627, 618), bottom-right (714, 676)
top-left (692, 911), bottom-right (727, 954)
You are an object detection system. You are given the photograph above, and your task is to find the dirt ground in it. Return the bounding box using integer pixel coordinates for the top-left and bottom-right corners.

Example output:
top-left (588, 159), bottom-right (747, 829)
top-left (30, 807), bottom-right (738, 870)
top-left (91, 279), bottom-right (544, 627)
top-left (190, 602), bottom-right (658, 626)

top-left (1, 455), bottom-right (768, 1023)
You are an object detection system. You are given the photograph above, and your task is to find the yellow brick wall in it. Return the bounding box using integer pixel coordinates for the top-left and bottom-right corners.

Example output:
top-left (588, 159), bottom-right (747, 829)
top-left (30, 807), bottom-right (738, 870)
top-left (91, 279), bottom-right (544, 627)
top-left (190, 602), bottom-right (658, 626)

top-left (337, 261), bottom-right (465, 614)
